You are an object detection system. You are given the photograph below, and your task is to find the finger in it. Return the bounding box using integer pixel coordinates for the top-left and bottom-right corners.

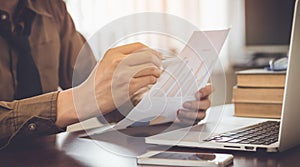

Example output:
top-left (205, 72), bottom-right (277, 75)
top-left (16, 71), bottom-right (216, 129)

top-left (195, 84), bottom-right (213, 100)
top-left (110, 52), bottom-right (162, 73)
top-left (183, 99), bottom-right (211, 110)
top-left (132, 85), bottom-right (152, 98)
top-left (177, 109), bottom-right (206, 124)
top-left (130, 86), bottom-right (152, 106)
top-left (109, 42), bottom-right (148, 55)
top-left (176, 116), bottom-right (198, 126)
top-left (126, 50), bottom-right (162, 68)
top-left (128, 51), bottom-right (162, 67)
top-left (133, 65), bottom-right (162, 78)
top-left (129, 76), bottom-right (158, 95)
top-left (109, 52), bottom-right (128, 68)
top-left (133, 48), bottom-right (163, 59)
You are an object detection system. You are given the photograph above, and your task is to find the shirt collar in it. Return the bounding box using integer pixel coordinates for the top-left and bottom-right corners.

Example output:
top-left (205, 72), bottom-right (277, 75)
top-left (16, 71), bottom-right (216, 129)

top-left (25, 0), bottom-right (52, 18)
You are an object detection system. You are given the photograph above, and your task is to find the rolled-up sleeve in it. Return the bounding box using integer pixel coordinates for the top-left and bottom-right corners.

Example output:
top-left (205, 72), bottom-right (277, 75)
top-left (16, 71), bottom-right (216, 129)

top-left (0, 92), bottom-right (64, 149)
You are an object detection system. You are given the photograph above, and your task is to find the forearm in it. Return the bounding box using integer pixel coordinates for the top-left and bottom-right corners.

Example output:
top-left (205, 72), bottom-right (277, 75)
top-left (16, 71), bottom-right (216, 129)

top-left (56, 88), bottom-right (125, 126)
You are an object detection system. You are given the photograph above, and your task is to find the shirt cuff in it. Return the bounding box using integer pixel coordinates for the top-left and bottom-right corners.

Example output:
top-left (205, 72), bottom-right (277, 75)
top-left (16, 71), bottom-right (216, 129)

top-left (0, 92), bottom-right (65, 149)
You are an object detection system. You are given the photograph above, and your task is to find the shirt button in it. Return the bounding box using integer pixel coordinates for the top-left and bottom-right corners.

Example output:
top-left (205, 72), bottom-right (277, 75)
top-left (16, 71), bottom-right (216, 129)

top-left (28, 123), bottom-right (37, 131)
top-left (1, 14), bottom-right (7, 20)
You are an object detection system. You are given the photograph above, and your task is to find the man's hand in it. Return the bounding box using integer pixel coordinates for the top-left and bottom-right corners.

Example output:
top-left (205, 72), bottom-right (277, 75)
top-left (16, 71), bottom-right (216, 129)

top-left (176, 84), bottom-right (213, 125)
top-left (56, 42), bottom-right (162, 128)
top-left (93, 43), bottom-right (162, 114)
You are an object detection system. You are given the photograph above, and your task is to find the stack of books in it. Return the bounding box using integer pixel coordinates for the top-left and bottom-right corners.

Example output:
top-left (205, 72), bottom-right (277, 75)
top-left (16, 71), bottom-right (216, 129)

top-left (232, 69), bottom-right (286, 118)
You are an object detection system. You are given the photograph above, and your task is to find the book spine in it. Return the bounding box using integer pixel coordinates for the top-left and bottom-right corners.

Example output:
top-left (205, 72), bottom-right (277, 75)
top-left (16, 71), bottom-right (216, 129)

top-left (234, 103), bottom-right (282, 119)
top-left (237, 74), bottom-right (286, 88)
top-left (232, 87), bottom-right (284, 104)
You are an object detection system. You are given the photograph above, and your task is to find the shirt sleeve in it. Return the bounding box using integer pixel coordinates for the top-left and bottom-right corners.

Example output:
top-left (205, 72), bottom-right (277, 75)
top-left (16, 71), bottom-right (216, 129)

top-left (0, 92), bottom-right (64, 149)
top-left (55, 1), bottom-right (97, 89)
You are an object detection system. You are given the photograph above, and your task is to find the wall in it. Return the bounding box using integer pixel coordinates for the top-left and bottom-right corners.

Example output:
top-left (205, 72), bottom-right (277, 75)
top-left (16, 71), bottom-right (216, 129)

top-left (65, 0), bottom-right (247, 106)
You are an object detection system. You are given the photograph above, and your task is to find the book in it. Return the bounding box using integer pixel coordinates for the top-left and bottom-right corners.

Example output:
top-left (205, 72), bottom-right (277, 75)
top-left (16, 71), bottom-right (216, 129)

top-left (232, 86), bottom-right (284, 104)
top-left (234, 102), bottom-right (282, 119)
top-left (236, 69), bottom-right (286, 88)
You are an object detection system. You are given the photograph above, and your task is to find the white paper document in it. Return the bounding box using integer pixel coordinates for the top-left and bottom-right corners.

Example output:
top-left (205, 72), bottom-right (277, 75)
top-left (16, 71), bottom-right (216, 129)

top-left (114, 29), bottom-right (230, 129)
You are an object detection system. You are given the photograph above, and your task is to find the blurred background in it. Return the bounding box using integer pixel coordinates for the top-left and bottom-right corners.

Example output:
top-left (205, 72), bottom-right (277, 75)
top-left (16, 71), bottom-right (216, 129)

top-left (64, 0), bottom-right (294, 106)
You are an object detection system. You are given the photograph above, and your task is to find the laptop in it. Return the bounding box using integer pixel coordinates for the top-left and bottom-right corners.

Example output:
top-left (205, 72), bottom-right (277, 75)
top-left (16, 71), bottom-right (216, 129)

top-left (146, 0), bottom-right (300, 152)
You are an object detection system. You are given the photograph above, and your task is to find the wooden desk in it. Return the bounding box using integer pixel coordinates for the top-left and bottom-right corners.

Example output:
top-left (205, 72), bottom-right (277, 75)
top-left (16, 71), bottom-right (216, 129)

top-left (1, 106), bottom-right (300, 167)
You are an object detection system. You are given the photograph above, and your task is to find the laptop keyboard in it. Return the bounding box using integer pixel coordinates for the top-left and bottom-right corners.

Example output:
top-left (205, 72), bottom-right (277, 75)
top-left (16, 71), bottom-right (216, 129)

top-left (204, 121), bottom-right (280, 145)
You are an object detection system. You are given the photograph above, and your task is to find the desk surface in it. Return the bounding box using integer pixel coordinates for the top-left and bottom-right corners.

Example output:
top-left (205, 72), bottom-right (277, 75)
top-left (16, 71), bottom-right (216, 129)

top-left (1, 104), bottom-right (300, 167)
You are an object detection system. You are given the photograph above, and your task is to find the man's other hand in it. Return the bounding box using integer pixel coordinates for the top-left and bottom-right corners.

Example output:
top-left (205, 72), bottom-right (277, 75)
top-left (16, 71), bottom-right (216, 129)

top-left (176, 84), bottom-right (213, 125)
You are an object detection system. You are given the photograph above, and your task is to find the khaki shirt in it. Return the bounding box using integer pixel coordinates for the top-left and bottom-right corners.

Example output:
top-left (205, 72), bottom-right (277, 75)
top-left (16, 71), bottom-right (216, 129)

top-left (0, 0), bottom-right (96, 148)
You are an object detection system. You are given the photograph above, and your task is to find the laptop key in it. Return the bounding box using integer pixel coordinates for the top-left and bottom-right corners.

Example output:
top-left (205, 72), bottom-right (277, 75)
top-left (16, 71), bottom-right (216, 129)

top-left (240, 140), bottom-right (251, 144)
top-left (227, 139), bottom-right (243, 143)
top-left (220, 133), bottom-right (235, 137)
top-left (203, 137), bottom-right (218, 142)
top-left (250, 141), bottom-right (262, 144)
top-left (215, 137), bottom-right (234, 142)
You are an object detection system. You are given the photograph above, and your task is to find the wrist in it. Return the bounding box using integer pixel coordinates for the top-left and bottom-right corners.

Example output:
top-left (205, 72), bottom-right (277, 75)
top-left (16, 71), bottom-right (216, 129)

top-left (56, 89), bottom-right (78, 128)
top-left (56, 85), bottom-right (106, 128)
